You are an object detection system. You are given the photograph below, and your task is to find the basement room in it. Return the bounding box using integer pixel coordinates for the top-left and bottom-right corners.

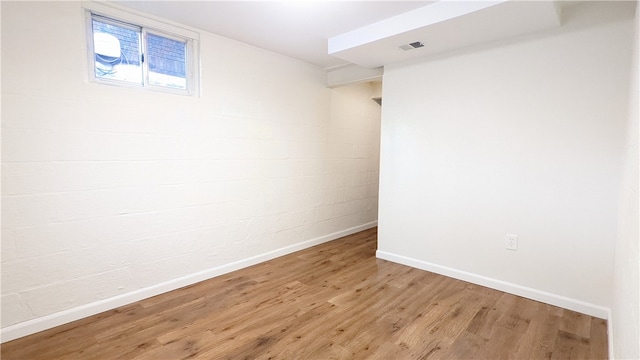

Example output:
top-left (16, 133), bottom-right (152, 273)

top-left (1, 0), bottom-right (638, 359)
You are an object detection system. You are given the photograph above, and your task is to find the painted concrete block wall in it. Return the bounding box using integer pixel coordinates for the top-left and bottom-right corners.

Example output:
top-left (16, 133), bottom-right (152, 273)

top-left (612, 3), bottom-right (640, 359)
top-left (378, 1), bottom-right (634, 315)
top-left (0, 1), bottom-right (380, 334)
top-left (326, 83), bottom-right (381, 230)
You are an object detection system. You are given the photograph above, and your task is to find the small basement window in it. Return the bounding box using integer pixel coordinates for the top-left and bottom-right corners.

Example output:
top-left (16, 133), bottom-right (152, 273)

top-left (86, 9), bottom-right (198, 96)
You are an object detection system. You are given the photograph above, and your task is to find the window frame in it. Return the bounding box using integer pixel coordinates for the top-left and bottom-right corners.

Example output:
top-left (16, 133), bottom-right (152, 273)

top-left (83, 2), bottom-right (200, 96)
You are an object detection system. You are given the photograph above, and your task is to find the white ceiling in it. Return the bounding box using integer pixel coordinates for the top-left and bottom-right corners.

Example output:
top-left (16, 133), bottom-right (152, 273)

top-left (116, 1), bottom-right (433, 69)
top-left (115, 1), bottom-right (562, 70)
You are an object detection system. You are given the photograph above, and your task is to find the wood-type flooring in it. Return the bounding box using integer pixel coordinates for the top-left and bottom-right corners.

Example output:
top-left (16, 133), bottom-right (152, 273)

top-left (1, 228), bottom-right (608, 359)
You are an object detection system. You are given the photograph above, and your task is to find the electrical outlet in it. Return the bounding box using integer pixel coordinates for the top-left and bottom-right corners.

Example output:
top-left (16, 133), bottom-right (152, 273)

top-left (505, 234), bottom-right (518, 251)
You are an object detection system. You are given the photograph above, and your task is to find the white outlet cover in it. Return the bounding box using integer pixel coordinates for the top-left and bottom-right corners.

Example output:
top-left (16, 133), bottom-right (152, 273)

top-left (506, 234), bottom-right (518, 251)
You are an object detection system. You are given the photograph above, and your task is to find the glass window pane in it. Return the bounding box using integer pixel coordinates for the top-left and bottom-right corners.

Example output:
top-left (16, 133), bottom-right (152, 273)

top-left (147, 33), bottom-right (187, 90)
top-left (92, 18), bottom-right (142, 84)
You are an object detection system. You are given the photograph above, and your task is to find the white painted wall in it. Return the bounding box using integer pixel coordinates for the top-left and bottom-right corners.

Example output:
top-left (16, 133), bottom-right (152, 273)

top-left (0, 1), bottom-right (380, 339)
top-left (328, 84), bottom-right (381, 225)
top-left (612, 2), bottom-right (640, 359)
top-left (378, 1), bottom-right (635, 317)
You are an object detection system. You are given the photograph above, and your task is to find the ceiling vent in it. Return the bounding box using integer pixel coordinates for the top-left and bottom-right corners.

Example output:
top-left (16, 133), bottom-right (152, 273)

top-left (398, 41), bottom-right (424, 51)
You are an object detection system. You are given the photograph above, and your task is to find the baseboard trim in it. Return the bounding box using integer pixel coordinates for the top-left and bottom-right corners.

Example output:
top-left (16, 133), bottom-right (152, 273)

top-left (376, 250), bottom-right (611, 320)
top-left (1, 222), bottom-right (377, 343)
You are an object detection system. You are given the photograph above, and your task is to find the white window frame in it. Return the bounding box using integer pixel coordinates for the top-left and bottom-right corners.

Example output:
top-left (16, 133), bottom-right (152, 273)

top-left (83, 2), bottom-right (200, 96)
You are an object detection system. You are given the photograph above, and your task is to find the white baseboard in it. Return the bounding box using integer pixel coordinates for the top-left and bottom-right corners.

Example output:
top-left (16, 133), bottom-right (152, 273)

top-left (1, 222), bottom-right (377, 343)
top-left (376, 250), bottom-right (611, 320)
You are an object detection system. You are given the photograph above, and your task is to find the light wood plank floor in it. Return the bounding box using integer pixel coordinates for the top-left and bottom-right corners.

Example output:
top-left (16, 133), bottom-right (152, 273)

top-left (1, 228), bottom-right (608, 359)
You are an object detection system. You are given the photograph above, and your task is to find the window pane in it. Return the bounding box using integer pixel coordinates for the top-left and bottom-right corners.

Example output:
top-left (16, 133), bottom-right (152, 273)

top-left (92, 18), bottom-right (142, 84)
top-left (147, 33), bottom-right (187, 90)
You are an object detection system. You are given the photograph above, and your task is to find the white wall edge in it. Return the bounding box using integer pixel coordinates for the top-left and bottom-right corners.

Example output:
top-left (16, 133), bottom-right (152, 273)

top-left (0, 221), bottom-right (377, 343)
top-left (376, 250), bottom-right (611, 320)
top-left (607, 308), bottom-right (615, 360)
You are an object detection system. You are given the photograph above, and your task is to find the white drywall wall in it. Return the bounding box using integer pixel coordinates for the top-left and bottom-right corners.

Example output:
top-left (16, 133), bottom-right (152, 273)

top-left (378, 1), bottom-right (635, 315)
top-left (0, 1), bottom-right (380, 339)
top-left (612, 2), bottom-right (640, 359)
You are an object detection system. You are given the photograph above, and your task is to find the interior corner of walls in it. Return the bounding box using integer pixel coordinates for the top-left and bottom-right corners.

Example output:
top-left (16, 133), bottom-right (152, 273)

top-left (375, 250), bottom-right (611, 320)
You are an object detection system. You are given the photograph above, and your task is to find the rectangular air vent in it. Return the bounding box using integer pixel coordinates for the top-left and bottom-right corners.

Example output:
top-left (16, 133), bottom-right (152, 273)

top-left (399, 41), bottom-right (424, 51)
